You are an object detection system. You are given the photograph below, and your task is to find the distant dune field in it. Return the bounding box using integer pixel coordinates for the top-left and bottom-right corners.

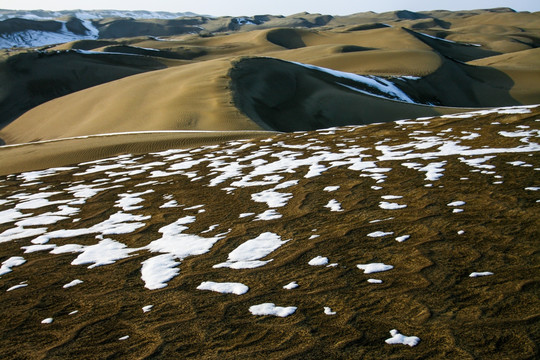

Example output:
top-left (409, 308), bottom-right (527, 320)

top-left (1, 8), bottom-right (539, 159)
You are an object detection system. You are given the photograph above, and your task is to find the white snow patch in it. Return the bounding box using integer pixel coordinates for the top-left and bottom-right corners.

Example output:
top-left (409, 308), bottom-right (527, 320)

top-left (254, 209), bottom-right (282, 221)
top-left (469, 272), bottom-right (494, 277)
top-left (214, 232), bottom-right (288, 269)
top-left (160, 200), bottom-right (179, 208)
top-left (308, 256), bottom-right (329, 266)
top-left (323, 186), bottom-right (340, 192)
top-left (63, 279), bottom-right (83, 288)
top-left (142, 305), bottom-right (153, 313)
top-left (379, 201), bottom-right (407, 209)
top-left (251, 190), bottom-right (292, 208)
top-left (54, 238), bottom-right (133, 269)
top-left (325, 199), bottom-right (343, 212)
top-left (141, 254), bottom-right (180, 290)
top-left (367, 231), bottom-right (394, 237)
top-left (196, 281), bottom-right (249, 295)
top-left (283, 281), bottom-right (298, 289)
top-left (41, 318), bottom-right (54, 324)
top-left (0, 256), bottom-right (26, 276)
top-left (7, 283), bottom-right (28, 291)
top-left (249, 303), bottom-right (297, 317)
top-left (385, 329), bottom-right (420, 347)
top-left (239, 212), bottom-right (255, 218)
top-left (395, 235), bottom-right (410, 242)
top-left (367, 279), bottom-right (383, 284)
top-left (357, 263), bottom-right (394, 273)
top-left (324, 307), bottom-right (337, 315)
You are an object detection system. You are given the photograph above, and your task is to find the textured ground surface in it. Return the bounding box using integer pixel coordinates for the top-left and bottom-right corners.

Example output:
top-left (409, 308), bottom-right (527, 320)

top-left (1, 106), bottom-right (538, 359)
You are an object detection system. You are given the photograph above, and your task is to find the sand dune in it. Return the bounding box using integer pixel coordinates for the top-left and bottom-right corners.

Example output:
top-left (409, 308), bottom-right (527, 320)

top-left (2, 9), bottom-right (539, 146)
top-left (0, 49), bottom-right (187, 128)
top-left (0, 58), bottom-right (260, 144)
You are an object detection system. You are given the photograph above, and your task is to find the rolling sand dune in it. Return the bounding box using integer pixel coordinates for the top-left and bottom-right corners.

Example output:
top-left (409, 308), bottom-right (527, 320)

top-left (0, 50), bottom-right (187, 128)
top-left (0, 58), bottom-right (260, 144)
top-left (2, 9), bottom-right (539, 147)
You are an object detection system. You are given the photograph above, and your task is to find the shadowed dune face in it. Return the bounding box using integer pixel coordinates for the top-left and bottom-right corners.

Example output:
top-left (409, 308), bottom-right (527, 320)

top-left (0, 51), bottom-right (174, 128)
top-left (266, 28), bottom-right (307, 49)
top-left (229, 58), bottom-right (441, 131)
top-left (402, 28), bottom-right (501, 62)
top-left (229, 57), bottom-right (522, 131)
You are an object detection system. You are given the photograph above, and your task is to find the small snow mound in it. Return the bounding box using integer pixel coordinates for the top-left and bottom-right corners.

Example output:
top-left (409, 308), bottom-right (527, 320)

top-left (379, 201), bottom-right (407, 209)
top-left (308, 256), bottom-right (329, 266)
top-left (469, 272), bottom-right (493, 277)
top-left (283, 281), bottom-right (298, 289)
top-left (249, 303), bottom-right (297, 317)
top-left (395, 235), bottom-right (410, 242)
top-left (325, 199), bottom-right (343, 212)
top-left (385, 329), bottom-right (420, 347)
top-left (196, 281), bottom-right (249, 295)
top-left (447, 201), bottom-right (465, 207)
top-left (324, 306), bottom-right (336, 315)
top-left (357, 263), bottom-right (394, 274)
top-left (63, 279), bottom-right (83, 288)
top-left (367, 231), bottom-right (393, 237)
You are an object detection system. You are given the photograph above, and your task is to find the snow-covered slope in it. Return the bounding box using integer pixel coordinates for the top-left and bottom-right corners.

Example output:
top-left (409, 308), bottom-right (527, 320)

top-left (0, 9), bottom-right (199, 21)
top-left (0, 19), bottom-right (98, 48)
top-left (0, 9), bottom-right (203, 48)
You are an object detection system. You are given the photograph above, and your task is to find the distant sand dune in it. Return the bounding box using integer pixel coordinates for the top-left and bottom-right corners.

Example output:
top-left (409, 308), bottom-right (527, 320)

top-left (1, 8), bottom-right (539, 170)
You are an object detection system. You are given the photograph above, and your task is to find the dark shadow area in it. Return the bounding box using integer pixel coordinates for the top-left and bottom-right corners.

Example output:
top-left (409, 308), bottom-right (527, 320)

top-left (410, 18), bottom-right (451, 30)
top-left (346, 23), bottom-right (391, 31)
top-left (340, 45), bottom-right (375, 53)
top-left (230, 57), bottom-right (519, 132)
top-left (403, 27), bottom-right (501, 62)
top-left (229, 58), bottom-right (441, 132)
top-left (102, 45), bottom-right (206, 60)
top-left (0, 51), bottom-right (168, 129)
top-left (95, 18), bottom-right (205, 38)
top-left (266, 29), bottom-right (306, 49)
top-left (0, 18), bottom-right (62, 33)
top-left (393, 57), bottom-right (518, 107)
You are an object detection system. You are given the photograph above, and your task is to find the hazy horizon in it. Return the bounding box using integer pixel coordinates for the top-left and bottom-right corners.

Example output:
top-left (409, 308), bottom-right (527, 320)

top-left (1, 0), bottom-right (539, 17)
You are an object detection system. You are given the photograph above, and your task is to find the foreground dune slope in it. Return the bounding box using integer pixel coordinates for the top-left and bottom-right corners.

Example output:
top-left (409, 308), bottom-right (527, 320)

top-left (0, 105), bottom-right (538, 359)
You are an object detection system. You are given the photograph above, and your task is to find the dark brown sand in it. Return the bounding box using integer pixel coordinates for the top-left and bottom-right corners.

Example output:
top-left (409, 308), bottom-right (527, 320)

top-left (0, 108), bottom-right (538, 359)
